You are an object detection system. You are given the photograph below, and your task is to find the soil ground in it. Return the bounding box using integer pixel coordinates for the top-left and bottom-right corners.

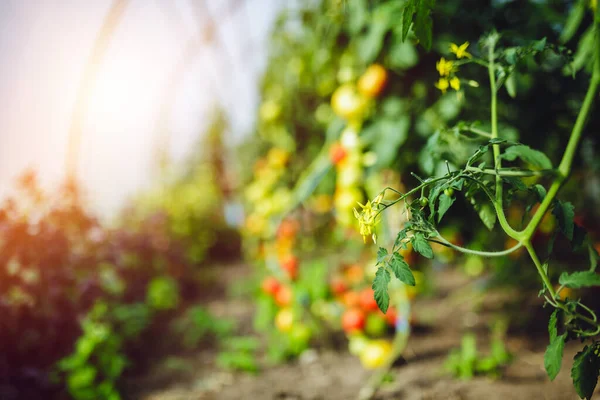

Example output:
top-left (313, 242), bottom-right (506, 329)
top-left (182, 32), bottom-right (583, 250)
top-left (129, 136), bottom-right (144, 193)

top-left (124, 263), bottom-right (599, 400)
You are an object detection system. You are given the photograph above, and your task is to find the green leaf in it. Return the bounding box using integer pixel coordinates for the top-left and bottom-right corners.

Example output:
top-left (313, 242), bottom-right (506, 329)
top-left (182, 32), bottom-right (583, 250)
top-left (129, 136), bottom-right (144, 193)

top-left (372, 267), bottom-right (391, 313)
top-left (571, 344), bottom-right (600, 399)
top-left (505, 72), bottom-right (517, 98)
top-left (474, 202), bottom-right (497, 231)
top-left (532, 184), bottom-right (547, 201)
top-left (412, 234), bottom-right (433, 259)
top-left (414, 9), bottom-right (433, 51)
top-left (548, 309), bottom-right (560, 342)
top-left (545, 333), bottom-right (566, 380)
top-left (377, 247), bottom-right (389, 264)
top-left (437, 193), bottom-right (455, 223)
top-left (560, 0), bottom-right (586, 44)
top-left (502, 145), bottom-right (553, 170)
top-left (389, 253), bottom-right (415, 286)
top-left (400, 0), bottom-right (417, 41)
top-left (552, 201), bottom-right (575, 241)
top-left (558, 271), bottom-right (600, 288)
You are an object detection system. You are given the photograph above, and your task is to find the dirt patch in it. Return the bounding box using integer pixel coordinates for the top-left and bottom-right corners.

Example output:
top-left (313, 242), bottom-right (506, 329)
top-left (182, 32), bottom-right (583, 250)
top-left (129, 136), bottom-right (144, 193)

top-left (125, 265), bottom-right (598, 400)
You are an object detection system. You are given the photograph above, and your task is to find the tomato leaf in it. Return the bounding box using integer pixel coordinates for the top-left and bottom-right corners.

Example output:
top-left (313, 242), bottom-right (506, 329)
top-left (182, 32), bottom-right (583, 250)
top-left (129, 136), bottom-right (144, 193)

top-left (389, 252), bottom-right (415, 286)
top-left (552, 200), bottom-right (575, 241)
top-left (376, 247), bottom-right (389, 265)
top-left (437, 192), bottom-right (455, 223)
top-left (558, 271), bottom-right (600, 288)
top-left (372, 267), bottom-right (391, 313)
top-left (502, 144), bottom-right (553, 170)
top-left (545, 333), bottom-right (566, 380)
top-left (412, 234), bottom-right (433, 259)
top-left (548, 309), bottom-right (560, 342)
top-left (571, 344), bottom-right (600, 399)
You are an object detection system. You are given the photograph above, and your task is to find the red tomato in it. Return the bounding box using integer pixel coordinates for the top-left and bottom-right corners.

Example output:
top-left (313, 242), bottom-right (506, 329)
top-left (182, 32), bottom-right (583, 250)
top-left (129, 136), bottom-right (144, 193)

top-left (261, 276), bottom-right (281, 296)
top-left (330, 277), bottom-right (348, 296)
top-left (357, 64), bottom-right (388, 98)
top-left (280, 255), bottom-right (299, 280)
top-left (275, 286), bottom-right (293, 307)
top-left (359, 288), bottom-right (379, 312)
top-left (329, 142), bottom-right (348, 165)
top-left (342, 307), bottom-right (366, 333)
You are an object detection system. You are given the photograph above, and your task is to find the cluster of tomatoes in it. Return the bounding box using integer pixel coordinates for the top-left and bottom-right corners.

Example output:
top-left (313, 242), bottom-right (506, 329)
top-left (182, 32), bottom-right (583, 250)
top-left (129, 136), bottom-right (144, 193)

top-left (329, 65), bottom-right (389, 229)
top-left (328, 258), bottom-right (421, 369)
top-left (244, 148), bottom-right (294, 239)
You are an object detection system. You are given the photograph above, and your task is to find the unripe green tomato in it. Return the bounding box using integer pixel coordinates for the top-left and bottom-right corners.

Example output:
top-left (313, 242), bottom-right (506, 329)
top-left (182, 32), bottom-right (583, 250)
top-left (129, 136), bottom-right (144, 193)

top-left (419, 197), bottom-right (429, 207)
top-left (365, 313), bottom-right (388, 338)
top-left (444, 188), bottom-right (455, 197)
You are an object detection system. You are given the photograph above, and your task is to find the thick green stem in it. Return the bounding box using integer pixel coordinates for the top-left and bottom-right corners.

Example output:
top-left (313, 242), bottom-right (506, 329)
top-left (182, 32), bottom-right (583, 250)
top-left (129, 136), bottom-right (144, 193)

top-left (520, 32), bottom-right (600, 240)
top-left (487, 37), bottom-right (520, 239)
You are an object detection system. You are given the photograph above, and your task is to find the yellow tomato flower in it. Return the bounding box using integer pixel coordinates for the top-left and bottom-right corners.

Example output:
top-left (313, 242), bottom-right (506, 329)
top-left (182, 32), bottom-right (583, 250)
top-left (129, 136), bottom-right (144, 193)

top-left (450, 42), bottom-right (472, 59)
top-left (450, 76), bottom-right (461, 91)
top-left (436, 57), bottom-right (454, 76)
top-left (353, 200), bottom-right (379, 243)
top-left (435, 78), bottom-right (450, 93)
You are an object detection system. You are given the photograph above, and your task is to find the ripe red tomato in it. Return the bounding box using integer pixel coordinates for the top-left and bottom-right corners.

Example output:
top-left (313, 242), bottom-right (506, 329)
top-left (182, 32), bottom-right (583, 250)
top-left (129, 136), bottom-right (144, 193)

top-left (359, 288), bottom-right (379, 312)
top-left (275, 286), bottom-right (293, 307)
top-left (280, 255), bottom-right (299, 280)
top-left (357, 64), bottom-right (388, 98)
top-left (342, 307), bottom-right (366, 333)
top-left (330, 277), bottom-right (348, 296)
top-left (329, 142), bottom-right (348, 165)
top-left (261, 276), bottom-right (281, 296)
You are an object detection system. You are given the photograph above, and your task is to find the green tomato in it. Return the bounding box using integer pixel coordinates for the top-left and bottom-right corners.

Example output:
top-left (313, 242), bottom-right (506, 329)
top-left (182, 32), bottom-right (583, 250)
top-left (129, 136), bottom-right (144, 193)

top-left (365, 313), bottom-right (388, 338)
top-left (444, 188), bottom-right (455, 197)
top-left (419, 197), bottom-right (429, 207)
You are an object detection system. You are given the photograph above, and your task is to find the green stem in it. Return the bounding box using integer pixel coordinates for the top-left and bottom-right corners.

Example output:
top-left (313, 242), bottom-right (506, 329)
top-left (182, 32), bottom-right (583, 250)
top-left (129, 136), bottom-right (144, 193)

top-left (524, 241), bottom-right (558, 302)
top-left (431, 233), bottom-right (522, 257)
top-left (520, 36), bottom-right (600, 240)
top-left (487, 38), bottom-right (520, 239)
top-left (466, 166), bottom-right (553, 177)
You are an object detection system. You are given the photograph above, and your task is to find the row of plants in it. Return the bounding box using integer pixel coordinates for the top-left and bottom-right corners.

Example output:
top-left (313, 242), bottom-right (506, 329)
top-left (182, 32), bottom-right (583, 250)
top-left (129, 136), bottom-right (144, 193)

top-left (0, 114), bottom-right (238, 399)
top-left (239, 0), bottom-right (600, 398)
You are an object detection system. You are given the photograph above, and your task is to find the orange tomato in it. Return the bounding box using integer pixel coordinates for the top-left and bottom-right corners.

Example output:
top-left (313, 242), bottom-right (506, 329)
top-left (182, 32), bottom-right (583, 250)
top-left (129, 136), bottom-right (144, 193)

top-left (275, 286), bottom-right (293, 307)
top-left (329, 142), bottom-right (348, 165)
top-left (342, 290), bottom-right (361, 308)
top-left (357, 64), bottom-right (388, 98)
top-left (343, 264), bottom-right (364, 285)
top-left (342, 308), bottom-right (366, 333)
